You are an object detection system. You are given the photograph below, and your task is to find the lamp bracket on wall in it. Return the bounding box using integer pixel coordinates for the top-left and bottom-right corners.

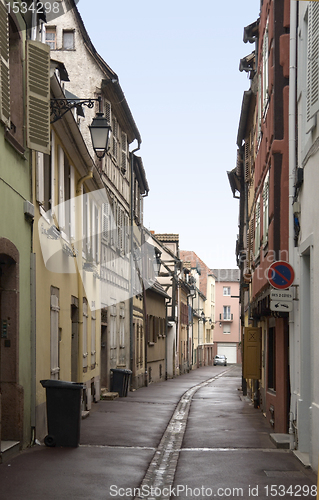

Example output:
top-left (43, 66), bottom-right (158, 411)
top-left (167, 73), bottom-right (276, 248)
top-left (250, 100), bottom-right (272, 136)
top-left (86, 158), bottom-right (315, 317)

top-left (50, 97), bottom-right (99, 123)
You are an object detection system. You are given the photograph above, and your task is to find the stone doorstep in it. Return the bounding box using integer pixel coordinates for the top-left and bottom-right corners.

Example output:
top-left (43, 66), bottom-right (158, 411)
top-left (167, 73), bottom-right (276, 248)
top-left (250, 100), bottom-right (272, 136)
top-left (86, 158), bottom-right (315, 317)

top-left (293, 450), bottom-right (312, 469)
top-left (270, 433), bottom-right (293, 449)
top-left (0, 441), bottom-right (20, 464)
top-left (100, 391), bottom-right (119, 401)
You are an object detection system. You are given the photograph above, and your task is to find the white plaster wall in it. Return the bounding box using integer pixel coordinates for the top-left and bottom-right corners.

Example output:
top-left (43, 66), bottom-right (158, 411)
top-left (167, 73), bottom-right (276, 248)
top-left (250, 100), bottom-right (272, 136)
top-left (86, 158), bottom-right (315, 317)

top-left (296, 0), bottom-right (319, 471)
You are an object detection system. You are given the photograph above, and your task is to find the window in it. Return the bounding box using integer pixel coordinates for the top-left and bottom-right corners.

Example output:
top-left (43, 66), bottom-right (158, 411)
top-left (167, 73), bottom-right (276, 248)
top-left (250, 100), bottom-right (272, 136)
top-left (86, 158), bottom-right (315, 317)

top-left (83, 298), bottom-right (88, 370)
top-left (223, 324), bottom-right (231, 335)
top-left (263, 171), bottom-right (269, 243)
top-left (223, 286), bottom-right (231, 296)
top-left (254, 198), bottom-right (261, 257)
top-left (223, 306), bottom-right (231, 320)
top-left (63, 30), bottom-right (75, 50)
top-left (262, 19), bottom-right (269, 115)
top-left (110, 302), bottom-right (117, 360)
top-left (45, 26), bottom-right (56, 49)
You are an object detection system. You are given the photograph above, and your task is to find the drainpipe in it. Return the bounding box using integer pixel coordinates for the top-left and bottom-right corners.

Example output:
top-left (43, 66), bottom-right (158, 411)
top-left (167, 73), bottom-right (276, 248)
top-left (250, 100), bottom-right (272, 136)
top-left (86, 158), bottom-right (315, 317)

top-left (288, 0), bottom-right (298, 444)
top-left (75, 170), bottom-right (93, 383)
top-left (130, 142), bottom-right (141, 384)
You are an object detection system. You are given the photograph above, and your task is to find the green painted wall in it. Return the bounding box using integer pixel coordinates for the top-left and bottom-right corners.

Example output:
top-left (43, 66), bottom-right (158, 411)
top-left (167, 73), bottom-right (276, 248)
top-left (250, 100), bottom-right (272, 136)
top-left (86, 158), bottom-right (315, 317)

top-left (0, 123), bottom-right (32, 448)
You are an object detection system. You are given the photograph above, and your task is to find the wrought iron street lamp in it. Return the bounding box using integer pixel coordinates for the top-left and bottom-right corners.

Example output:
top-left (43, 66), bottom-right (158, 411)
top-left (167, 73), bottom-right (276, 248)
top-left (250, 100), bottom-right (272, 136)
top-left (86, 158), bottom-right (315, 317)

top-left (153, 248), bottom-right (162, 276)
top-left (50, 95), bottom-right (111, 159)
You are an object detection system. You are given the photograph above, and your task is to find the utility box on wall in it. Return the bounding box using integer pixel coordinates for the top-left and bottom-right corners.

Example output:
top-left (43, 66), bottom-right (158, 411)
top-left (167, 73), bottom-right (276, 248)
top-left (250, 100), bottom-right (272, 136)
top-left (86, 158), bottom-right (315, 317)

top-left (243, 327), bottom-right (262, 379)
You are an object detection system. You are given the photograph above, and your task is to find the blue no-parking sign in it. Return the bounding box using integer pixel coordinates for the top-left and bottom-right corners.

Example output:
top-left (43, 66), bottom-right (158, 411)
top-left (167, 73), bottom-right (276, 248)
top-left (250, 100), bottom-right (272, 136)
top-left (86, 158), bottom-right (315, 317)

top-left (267, 261), bottom-right (295, 289)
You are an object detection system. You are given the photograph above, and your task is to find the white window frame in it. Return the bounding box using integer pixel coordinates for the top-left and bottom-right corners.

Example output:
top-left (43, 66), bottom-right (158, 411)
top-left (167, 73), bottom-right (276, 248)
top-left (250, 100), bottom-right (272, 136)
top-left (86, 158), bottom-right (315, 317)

top-left (223, 286), bottom-right (231, 296)
top-left (223, 306), bottom-right (231, 321)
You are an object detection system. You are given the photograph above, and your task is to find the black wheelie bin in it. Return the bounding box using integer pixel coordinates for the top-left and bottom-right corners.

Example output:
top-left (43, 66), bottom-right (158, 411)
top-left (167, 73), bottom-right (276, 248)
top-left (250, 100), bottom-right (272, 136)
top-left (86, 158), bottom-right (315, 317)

top-left (40, 379), bottom-right (83, 447)
top-left (110, 368), bottom-right (132, 397)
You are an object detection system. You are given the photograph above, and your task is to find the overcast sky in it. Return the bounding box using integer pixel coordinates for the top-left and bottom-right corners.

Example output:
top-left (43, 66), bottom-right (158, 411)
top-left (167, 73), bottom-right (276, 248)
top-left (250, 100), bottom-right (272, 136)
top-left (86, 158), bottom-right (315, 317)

top-left (77, 0), bottom-right (260, 269)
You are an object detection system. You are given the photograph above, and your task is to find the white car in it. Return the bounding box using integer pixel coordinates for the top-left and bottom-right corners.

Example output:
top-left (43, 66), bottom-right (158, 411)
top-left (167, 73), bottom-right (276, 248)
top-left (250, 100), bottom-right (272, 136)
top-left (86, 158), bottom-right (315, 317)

top-left (214, 355), bottom-right (227, 366)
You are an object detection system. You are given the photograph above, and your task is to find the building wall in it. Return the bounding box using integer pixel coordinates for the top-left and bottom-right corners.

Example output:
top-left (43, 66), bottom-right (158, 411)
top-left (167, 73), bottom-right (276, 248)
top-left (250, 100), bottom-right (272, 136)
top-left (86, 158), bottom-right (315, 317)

top-left (214, 277), bottom-right (240, 363)
top-left (294, 0), bottom-right (319, 471)
top-left (0, 14), bottom-right (32, 448)
top-left (146, 289), bottom-right (166, 384)
top-left (33, 126), bottom-right (101, 441)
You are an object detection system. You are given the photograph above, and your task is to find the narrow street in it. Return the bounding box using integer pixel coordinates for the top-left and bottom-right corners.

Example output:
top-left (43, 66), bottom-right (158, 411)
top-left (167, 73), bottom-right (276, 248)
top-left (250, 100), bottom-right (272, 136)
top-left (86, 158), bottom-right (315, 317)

top-left (0, 366), bottom-right (316, 499)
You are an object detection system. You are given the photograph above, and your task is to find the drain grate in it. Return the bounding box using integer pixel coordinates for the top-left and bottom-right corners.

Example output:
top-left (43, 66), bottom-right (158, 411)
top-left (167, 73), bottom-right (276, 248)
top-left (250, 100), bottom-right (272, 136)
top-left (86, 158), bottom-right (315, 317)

top-left (264, 470), bottom-right (305, 478)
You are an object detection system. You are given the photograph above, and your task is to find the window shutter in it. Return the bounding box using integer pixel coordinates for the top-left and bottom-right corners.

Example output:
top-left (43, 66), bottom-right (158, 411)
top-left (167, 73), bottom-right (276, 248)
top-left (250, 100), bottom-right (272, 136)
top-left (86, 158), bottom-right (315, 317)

top-left (26, 40), bottom-right (50, 154)
top-left (307, 3), bottom-right (319, 122)
top-left (244, 140), bottom-right (250, 182)
top-left (112, 198), bottom-right (117, 247)
top-left (102, 201), bottom-right (109, 241)
top-left (104, 99), bottom-right (111, 123)
top-left (121, 132), bottom-right (127, 173)
top-left (124, 213), bottom-right (129, 254)
top-left (112, 118), bottom-right (118, 160)
top-left (0, 0), bottom-right (10, 127)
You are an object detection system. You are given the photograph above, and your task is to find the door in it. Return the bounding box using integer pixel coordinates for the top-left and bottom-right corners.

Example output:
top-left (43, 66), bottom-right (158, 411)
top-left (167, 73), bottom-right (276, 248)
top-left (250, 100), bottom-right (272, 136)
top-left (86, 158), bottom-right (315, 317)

top-left (71, 304), bottom-right (79, 382)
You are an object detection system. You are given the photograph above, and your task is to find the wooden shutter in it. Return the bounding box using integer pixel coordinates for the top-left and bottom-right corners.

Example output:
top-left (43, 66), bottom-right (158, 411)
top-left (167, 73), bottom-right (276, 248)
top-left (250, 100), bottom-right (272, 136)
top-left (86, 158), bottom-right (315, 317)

top-left (243, 327), bottom-right (261, 379)
top-left (121, 132), bottom-right (127, 173)
top-left (104, 99), bottom-right (111, 124)
top-left (26, 40), bottom-right (50, 154)
top-left (112, 118), bottom-right (118, 160)
top-left (244, 140), bottom-right (250, 182)
top-left (0, 0), bottom-right (10, 126)
top-left (102, 201), bottom-right (109, 241)
top-left (307, 3), bottom-right (319, 122)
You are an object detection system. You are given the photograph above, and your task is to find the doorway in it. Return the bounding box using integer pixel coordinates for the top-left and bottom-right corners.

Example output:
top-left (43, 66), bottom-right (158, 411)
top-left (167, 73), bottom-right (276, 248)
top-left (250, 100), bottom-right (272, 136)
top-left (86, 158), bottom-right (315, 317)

top-left (0, 241), bottom-right (22, 443)
top-left (71, 300), bottom-right (79, 382)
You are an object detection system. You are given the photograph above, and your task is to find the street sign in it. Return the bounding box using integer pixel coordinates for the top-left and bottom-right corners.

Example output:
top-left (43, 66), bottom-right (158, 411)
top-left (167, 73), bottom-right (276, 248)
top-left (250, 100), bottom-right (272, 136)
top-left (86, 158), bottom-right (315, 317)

top-left (270, 301), bottom-right (293, 312)
top-left (268, 261), bottom-right (295, 289)
top-left (270, 289), bottom-right (293, 301)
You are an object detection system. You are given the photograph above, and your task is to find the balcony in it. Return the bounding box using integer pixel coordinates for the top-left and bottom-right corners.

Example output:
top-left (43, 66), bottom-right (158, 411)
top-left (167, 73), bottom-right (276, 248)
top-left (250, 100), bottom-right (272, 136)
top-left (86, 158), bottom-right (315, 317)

top-left (219, 313), bottom-right (233, 322)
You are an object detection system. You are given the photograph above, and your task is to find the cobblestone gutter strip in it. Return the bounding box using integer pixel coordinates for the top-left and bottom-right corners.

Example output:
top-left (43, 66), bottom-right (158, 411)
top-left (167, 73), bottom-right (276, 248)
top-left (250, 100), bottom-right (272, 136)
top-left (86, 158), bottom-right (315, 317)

top-left (134, 368), bottom-right (233, 500)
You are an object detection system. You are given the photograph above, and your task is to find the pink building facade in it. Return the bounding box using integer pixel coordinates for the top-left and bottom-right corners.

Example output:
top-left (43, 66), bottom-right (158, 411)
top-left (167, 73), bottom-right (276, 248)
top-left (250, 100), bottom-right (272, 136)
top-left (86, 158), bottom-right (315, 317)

top-left (212, 269), bottom-right (241, 364)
